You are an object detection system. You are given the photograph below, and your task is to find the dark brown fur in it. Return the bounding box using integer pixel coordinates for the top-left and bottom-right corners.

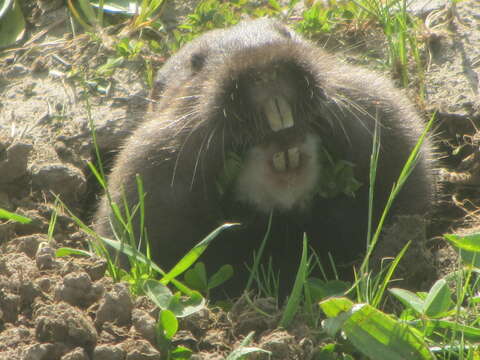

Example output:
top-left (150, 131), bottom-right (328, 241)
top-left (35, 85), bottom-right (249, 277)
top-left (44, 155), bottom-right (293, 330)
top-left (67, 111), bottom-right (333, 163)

top-left (95, 19), bottom-right (437, 296)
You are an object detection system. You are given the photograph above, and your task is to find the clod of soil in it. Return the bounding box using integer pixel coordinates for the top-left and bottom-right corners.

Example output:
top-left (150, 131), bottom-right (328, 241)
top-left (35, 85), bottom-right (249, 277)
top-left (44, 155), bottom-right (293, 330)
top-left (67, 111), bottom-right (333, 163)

top-left (33, 301), bottom-right (97, 351)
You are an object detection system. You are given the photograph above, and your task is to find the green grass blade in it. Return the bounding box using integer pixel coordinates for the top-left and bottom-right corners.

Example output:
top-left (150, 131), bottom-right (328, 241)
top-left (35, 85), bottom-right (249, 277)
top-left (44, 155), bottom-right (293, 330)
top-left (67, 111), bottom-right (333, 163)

top-left (97, 0), bottom-right (104, 27)
top-left (47, 201), bottom-right (59, 242)
top-left (246, 211), bottom-right (273, 292)
top-left (0, 208), bottom-right (31, 223)
top-left (280, 233), bottom-right (309, 328)
top-left (425, 320), bottom-right (480, 342)
top-left (101, 236), bottom-right (166, 274)
top-left (226, 331), bottom-right (271, 360)
top-left (361, 112), bottom-right (435, 275)
top-left (67, 0), bottom-right (93, 30)
top-left (56, 247), bottom-right (92, 257)
top-left (371, 240), bottom-right (410, 307)
top-left (76, 0), bottom-right (98, 26)
top-left (135, 175), bottom-right (146, 252)
top-left (366, 108), bottom-right (381, 254)
top-left (0, 0), bottom-right (14, 18)
top-left (160, 223), bottom-right (238, 284)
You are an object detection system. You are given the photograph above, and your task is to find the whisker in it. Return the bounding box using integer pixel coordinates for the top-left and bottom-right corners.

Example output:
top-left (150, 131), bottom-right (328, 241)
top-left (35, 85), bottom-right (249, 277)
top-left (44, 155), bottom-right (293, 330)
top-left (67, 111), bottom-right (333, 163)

top-left (170, 112), bottom-right (206, 187)
top-left (190, 128), bottom-right (210, 190)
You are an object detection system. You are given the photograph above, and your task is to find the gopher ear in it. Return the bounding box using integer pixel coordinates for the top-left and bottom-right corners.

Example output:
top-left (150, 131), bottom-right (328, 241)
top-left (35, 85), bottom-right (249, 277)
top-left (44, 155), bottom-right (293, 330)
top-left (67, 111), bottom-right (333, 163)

top-left (190, 51), bottom-right (207, 73)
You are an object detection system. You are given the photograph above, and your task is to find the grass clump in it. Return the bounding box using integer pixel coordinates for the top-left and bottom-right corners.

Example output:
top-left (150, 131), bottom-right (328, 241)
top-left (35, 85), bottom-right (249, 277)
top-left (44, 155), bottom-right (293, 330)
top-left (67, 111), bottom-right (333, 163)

top-left (354, 0), bottom-right (426, 94)
top-left (67, 0), bottom-right (167, 32)
top-left (296, 0), bottom-right (426, 96)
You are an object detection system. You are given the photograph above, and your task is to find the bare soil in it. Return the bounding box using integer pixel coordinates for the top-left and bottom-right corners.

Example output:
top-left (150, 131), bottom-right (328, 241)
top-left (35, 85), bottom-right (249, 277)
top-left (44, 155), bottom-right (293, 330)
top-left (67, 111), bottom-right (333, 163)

top-left (0, 1), bottom-right (479, 359)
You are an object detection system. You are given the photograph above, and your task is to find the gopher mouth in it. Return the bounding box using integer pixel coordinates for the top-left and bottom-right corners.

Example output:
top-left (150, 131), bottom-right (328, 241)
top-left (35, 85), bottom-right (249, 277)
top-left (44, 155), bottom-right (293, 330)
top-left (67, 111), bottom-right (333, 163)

top-left (233, 95), bottom-right (320, 213)
top-left (263, 95), bottom-right (302, 173)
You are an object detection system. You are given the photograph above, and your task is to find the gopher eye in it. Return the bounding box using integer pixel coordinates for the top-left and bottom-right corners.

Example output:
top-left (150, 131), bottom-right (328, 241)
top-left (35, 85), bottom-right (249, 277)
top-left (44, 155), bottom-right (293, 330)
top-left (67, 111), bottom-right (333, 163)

top-left (190, 52), bottom-right (207, 73)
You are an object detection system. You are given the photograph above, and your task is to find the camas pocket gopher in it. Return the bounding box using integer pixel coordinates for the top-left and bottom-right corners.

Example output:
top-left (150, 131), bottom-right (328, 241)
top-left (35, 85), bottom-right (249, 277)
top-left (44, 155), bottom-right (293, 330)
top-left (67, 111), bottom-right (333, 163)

top-left (95, 18), bottom-right (437, 296)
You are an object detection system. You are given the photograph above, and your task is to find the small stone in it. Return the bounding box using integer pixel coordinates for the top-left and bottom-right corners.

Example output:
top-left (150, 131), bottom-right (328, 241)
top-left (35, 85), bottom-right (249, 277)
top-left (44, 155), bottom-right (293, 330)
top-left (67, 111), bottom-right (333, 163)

top-left (19, 281), bottom-right (42, 307)
top-left (0, 141), bottom-right (32, 184)
top-left (31, 58), bottom-right (47, 74)
top-left (12, 64), bottom-right (29, 76)
top-left (35, 277), bottom-right (52, 293)
top-left (61, 347), bottom-right (89, 360)
top-left (132, 308), bottom-right (156, 344)
top-left (172, 330), bottom-right (197, 349)
top-left (96, 282), bottom-right (133, 327)
top-left (55, 271), bottom-right (103, 308)
top-left (34, 302), bottom-right (97, 351)
top-left (83, 257), bottom-right (108, 281)
top-left (0, 289), bottom-right (20, 323)
top-left (93, 344), bottom-right (126, 360)
top-left (7, 234), bottom-right (45, 258)
top-left (2, 252), bottom-right (38, 282)
top-left (24, 343), bottom-right (56, 360)
top-left (257, 330), bottom-right (298, 359)
top-left (13, 209), bottom-right (47, 236)
top-left (31, 163), bottom-right (86, 202)
top-left (121, 339), bottom-right (161, 360)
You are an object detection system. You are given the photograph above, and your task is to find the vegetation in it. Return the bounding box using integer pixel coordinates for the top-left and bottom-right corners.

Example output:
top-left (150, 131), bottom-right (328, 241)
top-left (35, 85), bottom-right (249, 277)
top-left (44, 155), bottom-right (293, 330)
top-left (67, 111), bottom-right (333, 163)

top-left (1, 0), bottom-right (478, 359)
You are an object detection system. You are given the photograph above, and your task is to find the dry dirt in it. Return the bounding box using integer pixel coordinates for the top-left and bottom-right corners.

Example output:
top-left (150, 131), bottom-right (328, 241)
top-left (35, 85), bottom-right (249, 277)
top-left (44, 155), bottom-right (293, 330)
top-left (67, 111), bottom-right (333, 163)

top-left (0, 0), bottom-right (479, 359)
